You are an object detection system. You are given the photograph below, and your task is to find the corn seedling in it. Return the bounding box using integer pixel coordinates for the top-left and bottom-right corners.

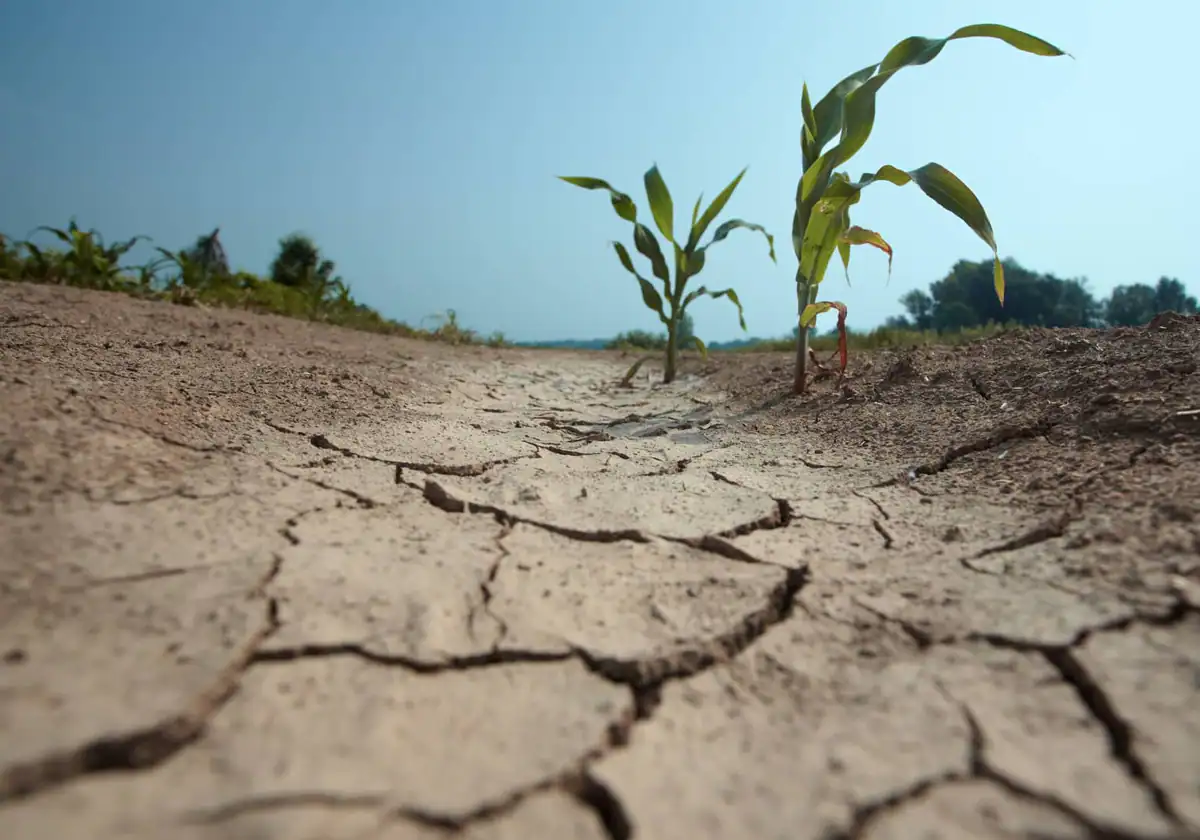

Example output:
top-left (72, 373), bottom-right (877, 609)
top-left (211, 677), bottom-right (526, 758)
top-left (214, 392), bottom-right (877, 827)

top-left (25, 218), bottom-right (149, 291)
top-left (790, 24), bottom-right (1069, 393)
top-left (151, 247), bottom-right (215, 291)
top-left (560, 164), bottom-right (775, 384)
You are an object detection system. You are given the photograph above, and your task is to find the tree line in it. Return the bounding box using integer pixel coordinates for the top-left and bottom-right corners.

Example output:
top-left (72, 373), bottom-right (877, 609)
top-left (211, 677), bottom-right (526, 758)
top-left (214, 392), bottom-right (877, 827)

top-left (886, 258), bottom-right (1197, 332)
top-left (613, 259), bottom-right (1198, 353)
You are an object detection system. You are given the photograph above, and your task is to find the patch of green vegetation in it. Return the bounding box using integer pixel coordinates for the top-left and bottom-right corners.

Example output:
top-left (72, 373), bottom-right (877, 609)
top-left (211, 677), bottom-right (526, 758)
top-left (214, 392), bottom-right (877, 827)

top-left (0, 221), bottom-right (502, 346)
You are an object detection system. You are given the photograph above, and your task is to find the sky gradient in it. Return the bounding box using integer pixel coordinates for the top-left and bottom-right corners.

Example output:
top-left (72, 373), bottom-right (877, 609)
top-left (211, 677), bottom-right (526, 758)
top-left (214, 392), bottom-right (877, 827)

top-left (1, 0), bottom-right (1195, 343)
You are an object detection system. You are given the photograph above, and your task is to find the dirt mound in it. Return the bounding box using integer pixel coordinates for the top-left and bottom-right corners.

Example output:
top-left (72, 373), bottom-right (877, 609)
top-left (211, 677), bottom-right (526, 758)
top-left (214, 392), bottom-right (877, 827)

top-left (714, 317), bottom-right (1199, 451)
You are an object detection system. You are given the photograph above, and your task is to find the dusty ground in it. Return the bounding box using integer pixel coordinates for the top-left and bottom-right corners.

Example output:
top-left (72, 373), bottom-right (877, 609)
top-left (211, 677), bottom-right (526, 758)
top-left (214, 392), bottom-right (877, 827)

top-left (1, 279), bottom-right (1198, 840)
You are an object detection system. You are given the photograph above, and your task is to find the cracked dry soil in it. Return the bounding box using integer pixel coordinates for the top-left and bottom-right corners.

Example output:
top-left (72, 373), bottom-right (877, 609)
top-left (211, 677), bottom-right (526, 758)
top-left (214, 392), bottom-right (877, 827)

top-left (1, 281), bottom-right (1198, 840)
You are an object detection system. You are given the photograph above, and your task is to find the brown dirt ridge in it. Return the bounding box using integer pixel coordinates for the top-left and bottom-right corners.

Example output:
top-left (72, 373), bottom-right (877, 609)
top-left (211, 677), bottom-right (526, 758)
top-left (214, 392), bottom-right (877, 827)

top-left (2, 279), bottom-right (1198, 840)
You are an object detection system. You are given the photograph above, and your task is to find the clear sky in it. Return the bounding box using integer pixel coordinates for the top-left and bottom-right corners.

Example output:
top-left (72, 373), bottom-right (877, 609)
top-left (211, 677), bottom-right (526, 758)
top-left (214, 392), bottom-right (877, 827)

top-left (1, 0), bottom-right (1195, 343)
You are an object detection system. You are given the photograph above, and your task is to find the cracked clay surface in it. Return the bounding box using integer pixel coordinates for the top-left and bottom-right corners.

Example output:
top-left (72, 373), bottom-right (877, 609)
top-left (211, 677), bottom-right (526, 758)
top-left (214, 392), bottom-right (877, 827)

top-left (2, 281), bottom-right (1199, 839)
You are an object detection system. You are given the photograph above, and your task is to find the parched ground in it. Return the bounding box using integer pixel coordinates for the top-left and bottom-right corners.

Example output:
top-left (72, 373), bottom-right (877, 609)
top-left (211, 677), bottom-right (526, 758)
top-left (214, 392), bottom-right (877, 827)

top-left (1, 279), bottom-right (1198, 840)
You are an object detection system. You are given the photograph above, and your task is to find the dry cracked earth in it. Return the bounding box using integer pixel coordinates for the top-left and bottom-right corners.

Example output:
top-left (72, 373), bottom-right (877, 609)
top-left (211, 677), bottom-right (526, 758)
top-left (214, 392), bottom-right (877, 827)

top-left (2, 280), bottom-right (1199, 840)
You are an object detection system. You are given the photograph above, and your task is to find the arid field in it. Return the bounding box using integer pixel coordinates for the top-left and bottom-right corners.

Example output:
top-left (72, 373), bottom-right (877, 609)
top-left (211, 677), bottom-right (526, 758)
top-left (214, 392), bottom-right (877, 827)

top-left (2, 280), bottom-right (1198, 840)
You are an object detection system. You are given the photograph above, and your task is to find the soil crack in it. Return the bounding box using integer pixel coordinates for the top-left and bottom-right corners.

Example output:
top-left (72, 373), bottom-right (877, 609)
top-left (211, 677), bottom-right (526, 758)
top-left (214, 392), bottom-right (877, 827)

top-left (565, 772), bottom-right (633, 840)
top-left (419, 478), bottom-right (650, 543)
top-left (960, 703), bottom-right (1167, 840)
top-left (971, 509), bottom-right (1075, 560)
top-left (1042, 648), bottom-right (1184, 827)
top-left (871, 519), bottom-right (895, 549)
top-left (0, 558), bottom-right (285, 804)
top-left (415, 477), bottom-right (794, 553)
top-left (570, 565), bottom-right (809, 688)
top-left (250, 643), bottom-right (573, 673)
top-left (266, 462), bottom-right (380, 508)
top-left (266, 420), bottom-right (538, 476)
top-left (911, 419), bottom-right (1056, 478)
top-left (468, 524), bottom-right (512, 646)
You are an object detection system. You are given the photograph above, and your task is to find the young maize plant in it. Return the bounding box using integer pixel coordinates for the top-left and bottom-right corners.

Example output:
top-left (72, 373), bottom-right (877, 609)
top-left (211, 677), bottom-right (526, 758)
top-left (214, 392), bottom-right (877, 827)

top-left (560, 165), bottom-right (775, 384)
top-left (791, 24), bottom-right (1070, 394)
top-left (25, 218), bottom-right (149, 291)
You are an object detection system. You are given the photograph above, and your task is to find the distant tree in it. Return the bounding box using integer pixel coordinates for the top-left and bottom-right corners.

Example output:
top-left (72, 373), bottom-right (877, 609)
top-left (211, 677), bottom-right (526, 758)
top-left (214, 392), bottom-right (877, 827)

top-left (920, 258), bottom-right (1100, 330)
top-left (183, 227), bottom-right (229, 279)
top-left (1153, 276), bottom-right (1198, 314)
top-left (899, 289), bottom-right (934, 330)
top-left (883, 260), bottom-right (1193, 333)
top-left (675, 312), bottom-right (695, 349)
top-left (1050, 274), bottom-right (1103, 327)
top-left (1105, 283), bottom-right (1160, 326)
top-left (1103, 278), bottom-right (1197, 326)
top-left (270, 232), bottom-right (338, 292)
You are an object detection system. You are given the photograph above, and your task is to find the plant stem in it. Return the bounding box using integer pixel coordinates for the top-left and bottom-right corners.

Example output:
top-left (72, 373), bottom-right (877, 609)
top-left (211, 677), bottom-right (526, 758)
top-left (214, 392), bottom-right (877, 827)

top-left (793, 323), bottom-right (808, 394)
top-left (793, 265), bottom-right (815, 394)
top-left (793, 138), bottom-right (818, 395)
top-left (664, 316), bottom-right (678, 384)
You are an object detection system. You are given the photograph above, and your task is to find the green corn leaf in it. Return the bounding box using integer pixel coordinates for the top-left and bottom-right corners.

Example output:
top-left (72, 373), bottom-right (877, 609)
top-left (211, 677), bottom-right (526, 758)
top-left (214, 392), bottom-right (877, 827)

top-left (810, 63), bottom-right (877, 155)
top-left (109, 235), bottom-right (151, 259)
top-left (690, 193), bottom-right (703, 231)
top-left (34, 226), bottom-right (73, 246)
top-left (706, 219), bottom-right (776, 263)
top-left (686, 286), bottom-right (747, 331)
top-left (692, 335), bottom-right (708, 360)
top-left (612, 241), bottom-right (668, 323)
top-left (682, 284), bottom-right (707, 308)
top-left (791, 182), bottom-right (807, 262)
top-left (801, 83), bottom-right (818, 147)
top-left (558, 176), bottom-right (638, 223)
top-left (800, 300), bottom-right (838, 328)
top-left (644, 165), bottom-right (675, 243)
top-left (688, 218), bottom-right (774, 292)
top-left (683, 246), bottom-right (706, 283)
top-left (633, 222), bottom-right (671, 287)
top-left (713, 287), bottom-right (748, 331)
top-left (802, 211), bottom-right (849, 292)
top-left (837, 237), bottom-right (851, 281)
top-left (799, 174), bottom-right (860, 285)
top-left (687, 168), bottom-right (748, 252)
top-left (827, 161), bottom-right (1004, 302)
top-left (804, 25), bottom-right (1067, 206)
top-left (879, 24), bottom-right (1069, 74)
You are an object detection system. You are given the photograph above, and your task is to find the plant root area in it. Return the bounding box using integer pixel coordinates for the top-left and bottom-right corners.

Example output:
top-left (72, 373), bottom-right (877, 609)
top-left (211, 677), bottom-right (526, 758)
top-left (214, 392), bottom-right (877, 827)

top-left (3, 280), bottom-right (1199, 840)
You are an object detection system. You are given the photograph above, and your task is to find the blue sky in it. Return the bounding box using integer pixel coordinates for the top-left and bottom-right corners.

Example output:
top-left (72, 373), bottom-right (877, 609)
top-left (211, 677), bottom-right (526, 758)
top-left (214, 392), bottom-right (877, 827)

top-left (1, 0), bottom-right (1195, 342)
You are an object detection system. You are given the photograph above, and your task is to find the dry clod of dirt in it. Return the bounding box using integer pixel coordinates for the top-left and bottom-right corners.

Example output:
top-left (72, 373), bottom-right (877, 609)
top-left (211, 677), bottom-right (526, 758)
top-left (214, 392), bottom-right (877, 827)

top-left (2, 281), bottom-right (1199, 839)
